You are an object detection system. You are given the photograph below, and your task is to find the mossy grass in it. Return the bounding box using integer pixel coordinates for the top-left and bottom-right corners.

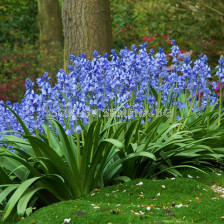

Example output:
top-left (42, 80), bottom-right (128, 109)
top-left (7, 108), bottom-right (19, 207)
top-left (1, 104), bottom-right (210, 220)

top-left (15, 169), bottom-right (224, 224)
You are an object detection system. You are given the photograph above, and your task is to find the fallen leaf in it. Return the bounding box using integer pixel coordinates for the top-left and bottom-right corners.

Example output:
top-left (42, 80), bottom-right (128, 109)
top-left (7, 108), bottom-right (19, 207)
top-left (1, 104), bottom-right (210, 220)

top-left (73, 211), bottom-right (88, 216)
top-left (136, 182), bottom-right (143, 186)
top-left (101, 208), bottom-right (111, 212)
top-left (141, 205), bottom-right (154, 209)
top-left (130, 210), bottom-right (139, 215)
top-left (164, 209), bottom-right (175, 217)
top-left (90, 189), bottom-right (101, 194)
top-left (64, 218), bottom-right (71, 223)
top-left (111, 208), bottom-right (122, 214)
top-left (175, 203), bottom-right (183, 208)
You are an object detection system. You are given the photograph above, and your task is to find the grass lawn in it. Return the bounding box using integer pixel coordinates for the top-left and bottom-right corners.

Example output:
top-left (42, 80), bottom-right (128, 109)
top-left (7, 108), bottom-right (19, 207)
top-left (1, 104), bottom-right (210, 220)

top-left (3, 169), bottom-right (224, 224)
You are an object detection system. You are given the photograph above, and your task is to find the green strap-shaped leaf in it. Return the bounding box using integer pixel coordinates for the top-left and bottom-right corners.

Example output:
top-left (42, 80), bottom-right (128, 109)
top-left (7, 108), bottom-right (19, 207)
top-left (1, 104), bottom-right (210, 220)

top-left (48, 119), bottom-right (79, 177)
top-left (114, 176), bottom-right (132, 183)
top-left (4, 104), bottom-right (31, 136)
top-left (105, 151), bottom-right (156, 180)
top-left (102, 139), bottom-right (124, 150)
top-left (25, 136), bottom-right (81, 197)
top-left (17, 186), bottom-right (44, 217)
top-left (0, 185), bottom-right (19, 204)
top-left (150, 85), bottom-right (158, 101)
top-left (1, 177), bottom-right (42, 221)
top-left (0, 166), bottom-right (13, 184)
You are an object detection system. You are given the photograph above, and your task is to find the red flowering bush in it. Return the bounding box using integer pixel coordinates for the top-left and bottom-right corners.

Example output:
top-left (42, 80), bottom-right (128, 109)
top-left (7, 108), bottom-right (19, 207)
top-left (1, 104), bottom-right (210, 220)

top-left (110, 0), bottom-right (223, 67)
top-left (0, 40), bottom-right (63, 102)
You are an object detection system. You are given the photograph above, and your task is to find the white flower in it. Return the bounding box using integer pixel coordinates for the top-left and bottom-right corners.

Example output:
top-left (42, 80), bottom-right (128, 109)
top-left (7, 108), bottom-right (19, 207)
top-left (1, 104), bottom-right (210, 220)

top-left (64, 218), bottom-right (71, 223)
top-left (146, 207), bottom-right (151, 211)
top-left (187, 175), bottom-right (193, 178)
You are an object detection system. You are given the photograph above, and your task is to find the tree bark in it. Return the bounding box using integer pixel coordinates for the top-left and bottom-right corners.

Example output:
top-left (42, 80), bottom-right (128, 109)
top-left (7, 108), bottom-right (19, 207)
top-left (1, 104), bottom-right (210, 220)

top-left (38, 0), bottom-right (63, 48)
top-left (62, 0), bottom-right (113, 69)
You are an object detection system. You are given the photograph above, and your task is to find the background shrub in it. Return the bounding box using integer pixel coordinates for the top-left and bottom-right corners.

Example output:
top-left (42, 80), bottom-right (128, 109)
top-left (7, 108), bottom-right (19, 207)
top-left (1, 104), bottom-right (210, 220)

top-left (1, 0), bottom-right (224, 102)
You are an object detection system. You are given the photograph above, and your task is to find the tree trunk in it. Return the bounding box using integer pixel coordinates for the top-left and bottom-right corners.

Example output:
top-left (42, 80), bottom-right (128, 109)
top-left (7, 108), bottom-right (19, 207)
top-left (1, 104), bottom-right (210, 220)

top-left (38, 0), bottom-right (63, 48)
top-left (62, 0), bottom-right (113, 69)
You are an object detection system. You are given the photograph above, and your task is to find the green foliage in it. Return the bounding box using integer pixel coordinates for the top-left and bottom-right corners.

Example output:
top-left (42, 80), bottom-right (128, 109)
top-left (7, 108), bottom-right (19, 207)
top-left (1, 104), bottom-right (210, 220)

top-left (1, 98), bottom-right (224, 220)
top-left (110, 0), bottom-right (224, 66)
top-left (0, 0), bottom-right (38, 45)
top-left (0, 0), bottom-right (64, 102)
top-left (1, 0), bottom-right (224, 221)
top-left (0, 104), bottom-right (154, 220)
top-left (110, 0), bottom-right (149, 49)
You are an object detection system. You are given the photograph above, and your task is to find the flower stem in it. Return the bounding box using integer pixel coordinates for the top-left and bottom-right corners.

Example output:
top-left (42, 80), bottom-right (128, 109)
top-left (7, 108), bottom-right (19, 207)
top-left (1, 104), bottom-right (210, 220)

top-left (218, 83), bottom-right (222, 126)
top-left (206, 80), bottom-right (210, 129)
top-left (181, 76), bottom-right (199, 130)
top-left (77, 132), bottom-right (81, 171)
top-left (157, 77), bottom-right (162, 111)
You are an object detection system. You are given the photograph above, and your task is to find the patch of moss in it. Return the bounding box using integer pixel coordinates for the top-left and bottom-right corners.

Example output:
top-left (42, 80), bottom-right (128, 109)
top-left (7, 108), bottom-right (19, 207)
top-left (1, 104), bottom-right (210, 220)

top-left (17, 170), bottom-right (224, 224)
